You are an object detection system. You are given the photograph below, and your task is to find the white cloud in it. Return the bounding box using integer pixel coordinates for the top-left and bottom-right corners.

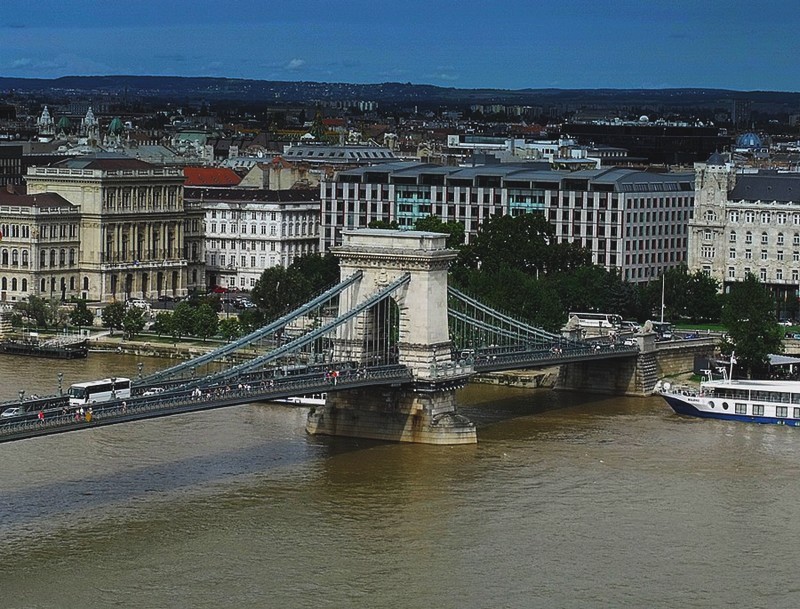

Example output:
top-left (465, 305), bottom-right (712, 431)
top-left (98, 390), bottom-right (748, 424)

top-left (10, 57), bottom-right (32, 68)
top-left (286, 58), bottom-right (305, 70)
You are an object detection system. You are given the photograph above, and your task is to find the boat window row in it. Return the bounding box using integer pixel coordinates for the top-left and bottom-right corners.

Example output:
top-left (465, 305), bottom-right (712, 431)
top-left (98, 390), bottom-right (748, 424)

top-left (711, 388), bottom-right (799, 404)
top-left (721, 402), bottom-right (798, 418)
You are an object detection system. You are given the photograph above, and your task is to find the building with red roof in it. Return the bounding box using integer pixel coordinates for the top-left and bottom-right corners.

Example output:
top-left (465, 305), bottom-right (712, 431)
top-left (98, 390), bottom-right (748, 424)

top-left (183, 166), bottom-right (242, 187)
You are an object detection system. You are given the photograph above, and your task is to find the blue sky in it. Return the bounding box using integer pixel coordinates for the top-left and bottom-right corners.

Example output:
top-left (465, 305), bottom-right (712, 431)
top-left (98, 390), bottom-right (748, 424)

top-left (0, 0), bottom-right (796, 91)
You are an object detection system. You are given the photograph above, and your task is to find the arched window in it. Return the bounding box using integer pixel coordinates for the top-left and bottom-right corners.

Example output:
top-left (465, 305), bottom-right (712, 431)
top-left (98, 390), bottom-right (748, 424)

top-left (21, 250), bottom-right (28, 266)
top-left (40, 250), bottom-right (46, 267)
top-left (69, 249), bottom-right (75, 265)
top-left (40, 278), bottom-right (45, 291)
top-left (11, 278), bottom-right (17, 290)
top-left (1, 249), bottom-right (7, 265)
top-left (70, 277), bottom-right (75, 290)
top-left (1, 277), bottom-right (6, 290)
top-left (83, 276), bottom-right (89, 290)
top-left (59, 249), bottom-right (66, 266)
top-left (49, 249), bottom-right (56, 266)
top-left (11, 249), bottom-right (18, 265)
top-left (21, 278), bottom-right (27, 292)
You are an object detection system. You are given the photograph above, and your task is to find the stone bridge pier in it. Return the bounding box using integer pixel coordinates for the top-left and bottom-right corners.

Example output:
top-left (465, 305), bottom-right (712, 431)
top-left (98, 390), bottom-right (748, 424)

top-left (305, 229), bottom-right (476, 445)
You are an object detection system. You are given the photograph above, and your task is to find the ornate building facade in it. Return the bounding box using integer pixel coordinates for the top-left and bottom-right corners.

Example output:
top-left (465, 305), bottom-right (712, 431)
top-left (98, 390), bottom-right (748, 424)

top-left (25, 157), bottom-right (188, 302)
top-left (0, 191), bottom-right (81, 302)
top-left (688, 153), bottom-right (800, 317)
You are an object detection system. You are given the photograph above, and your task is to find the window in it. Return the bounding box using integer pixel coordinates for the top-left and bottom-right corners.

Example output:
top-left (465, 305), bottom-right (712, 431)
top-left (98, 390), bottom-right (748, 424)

top-left (760, 268), bottom-right (767, 281)
top-left (778, 233), bottom-right (785, 245)
top-left (761, 232), bottom-right (769, 245)
top-left (728, 267), bottom-right (735, 279)
top-left (753, 404), bottom-right (765, 416)
top-left (761, 212), bottom-right (770, 224)
top-left (745, 249), bottom-right (752, 260)
top-left (735, 403), bottom-right (747, 414)
top-left (777, 406), bottom-right (788, 418)
top-left (701, 246), bottom-right (714, 258)
top-left (729, 210), bottom-right (739, 223)
top-left (729, 231), bottom-right (736, 242)
top-left (745, 232), bottom-right (753, 244)
top-left (794, 270), bottom-right (799, 282)
top-left (795, 407), bottom-right (800, 419)
top-left (745, 211), bottom-right (754, 223)
top-left (729, 248), bottom-right (736, 259)
top-left (704, 229), bottom-right (712, 241)
top-left (777, 269), bottom-right (783, 280)
top-left (761, 250), bottom-right (768, 261)
top-left (778, 251), bottom-right (784, 261)
top-left (778, 213), bottom-right (787, 225)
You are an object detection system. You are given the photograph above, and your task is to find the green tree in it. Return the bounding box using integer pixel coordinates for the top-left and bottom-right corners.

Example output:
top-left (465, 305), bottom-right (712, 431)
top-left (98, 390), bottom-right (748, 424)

top-left (414, 215), bottom-right (465, 249)
top-left (460, 213), bottom-right (590, 276)
top-left (367, 219), bottom-right (398, 229)
top-left (721, 273), bottom-right (784, 377)
top-left (122, 307), bottom-right (147, 340)
top-left (69, 299), bottom-right (94, 329)
top-left (152, 311), bottom-right (174, 337)
top-left (101, 302), bottom-right (126, 334)
top-left (219, 318), bottom-right (243, 341)
top-left (171, 302), bottom-right (195, 339)
top-left (16, 296), bottom-right (62, 329)
top-left (193, 304), bottom-right (219, 342)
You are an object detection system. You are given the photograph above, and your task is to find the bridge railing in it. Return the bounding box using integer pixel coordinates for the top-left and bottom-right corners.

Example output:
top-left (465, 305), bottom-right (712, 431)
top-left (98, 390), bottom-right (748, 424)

top-left (0, 365), bottom-right (414, 440)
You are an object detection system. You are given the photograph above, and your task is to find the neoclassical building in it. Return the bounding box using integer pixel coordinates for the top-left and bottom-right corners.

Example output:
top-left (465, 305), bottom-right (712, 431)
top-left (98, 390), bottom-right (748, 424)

top-left (0, 191), bottom-right (81, 302)
top-left (24, 157), bottom-right (188, 302)
top-left (183, 186), bottom-right (320, 291)
top-left (688, 153), bottom-right (800, 315)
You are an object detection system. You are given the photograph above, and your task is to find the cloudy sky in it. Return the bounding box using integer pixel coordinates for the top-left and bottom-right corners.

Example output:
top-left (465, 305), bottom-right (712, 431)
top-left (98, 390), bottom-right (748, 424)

top-left (0, 0), bottom-right (796, 91)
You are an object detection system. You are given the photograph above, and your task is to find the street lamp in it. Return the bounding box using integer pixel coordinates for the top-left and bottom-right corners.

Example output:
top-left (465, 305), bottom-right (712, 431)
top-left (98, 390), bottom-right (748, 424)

top-left (18, 390), bottom-right (24, 404)
top-left (57, 372), bottom-right (63, 396)
top-left (137, 362), bottom-right (144, 380)
top-left (111, 377), bottom-right (116, 400)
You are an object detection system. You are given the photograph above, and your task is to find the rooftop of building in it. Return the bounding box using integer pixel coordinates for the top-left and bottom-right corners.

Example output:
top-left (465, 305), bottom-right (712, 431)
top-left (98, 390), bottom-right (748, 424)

top-left (0, 188), bottom-right (76, 209)
top-left (183, 186), bottom-right (319, 203)
top-left (730, 171), bottom-right (800, 203)
top-left (333, 161), bottom-right (694, 191)
top-left (183, 166), bottom-right (242, 187)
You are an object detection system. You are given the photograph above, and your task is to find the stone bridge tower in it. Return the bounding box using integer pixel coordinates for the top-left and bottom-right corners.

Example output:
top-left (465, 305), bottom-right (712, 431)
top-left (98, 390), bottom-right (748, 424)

top-left (306, 229), bottom-right (476, 445)
top-left (330, 229), bottom-right (456, 375)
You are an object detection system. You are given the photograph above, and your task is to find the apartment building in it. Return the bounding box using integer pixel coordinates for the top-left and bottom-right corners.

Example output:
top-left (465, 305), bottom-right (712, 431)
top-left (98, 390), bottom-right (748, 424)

top-left (321, 162), bottom-right (695, 282)
top-left (183, 187), bottom-right (320, 291)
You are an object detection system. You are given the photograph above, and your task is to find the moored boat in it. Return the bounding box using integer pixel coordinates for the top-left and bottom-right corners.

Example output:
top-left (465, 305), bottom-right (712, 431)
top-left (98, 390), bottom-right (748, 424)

top-left (657, 368), bottom-right (800, 426)
top-left (273, 393), bottom-right (326, 406)
top-left (0, 337), bottom-right (88, 359)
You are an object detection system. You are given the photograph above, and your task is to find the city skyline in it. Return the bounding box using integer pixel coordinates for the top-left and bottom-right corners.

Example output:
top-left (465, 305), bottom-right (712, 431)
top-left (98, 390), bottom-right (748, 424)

top-left (1, 0), bottom-right (797, 92)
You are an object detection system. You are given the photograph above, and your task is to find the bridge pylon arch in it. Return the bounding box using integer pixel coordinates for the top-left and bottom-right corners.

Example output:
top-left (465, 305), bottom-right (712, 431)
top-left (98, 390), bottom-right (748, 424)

top-left (306, 229), bottom-right (477, 445)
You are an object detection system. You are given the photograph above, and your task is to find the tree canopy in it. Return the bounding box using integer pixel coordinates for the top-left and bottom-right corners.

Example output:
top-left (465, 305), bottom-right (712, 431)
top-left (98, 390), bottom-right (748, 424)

top-left (721, 272), bottom-right (784, 377)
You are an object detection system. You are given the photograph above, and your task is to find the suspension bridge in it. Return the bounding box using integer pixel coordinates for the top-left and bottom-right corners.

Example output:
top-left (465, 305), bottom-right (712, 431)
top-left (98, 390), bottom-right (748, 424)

top-left (0, 229), bottom-right (643, 445)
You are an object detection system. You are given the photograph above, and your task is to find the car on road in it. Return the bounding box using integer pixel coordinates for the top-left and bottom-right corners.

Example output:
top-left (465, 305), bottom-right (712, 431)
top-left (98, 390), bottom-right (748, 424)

top-left (1, 407), bottom-right (24, 418)
top-left (142, 387), bottom-right (166, 397)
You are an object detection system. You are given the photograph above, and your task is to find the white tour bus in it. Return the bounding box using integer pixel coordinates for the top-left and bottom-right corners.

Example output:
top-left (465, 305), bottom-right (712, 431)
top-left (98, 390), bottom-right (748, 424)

top-left (68, 377), bottom-right (132, 407)
top-left (567, 312), bottom-right (622, 330)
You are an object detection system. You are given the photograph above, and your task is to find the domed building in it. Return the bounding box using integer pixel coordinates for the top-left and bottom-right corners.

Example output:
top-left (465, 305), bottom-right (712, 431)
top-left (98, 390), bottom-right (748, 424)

top-left (735, 132), bottom-right (764, 151)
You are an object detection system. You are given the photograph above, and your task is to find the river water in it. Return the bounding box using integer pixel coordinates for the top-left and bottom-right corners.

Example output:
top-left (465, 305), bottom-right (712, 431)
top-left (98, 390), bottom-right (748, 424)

top-left (1, 353), bottom-right (800, 608)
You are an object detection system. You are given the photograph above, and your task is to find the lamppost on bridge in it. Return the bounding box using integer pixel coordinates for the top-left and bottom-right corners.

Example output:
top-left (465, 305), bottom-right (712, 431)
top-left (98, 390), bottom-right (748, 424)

top-left (57, 372), bottom-right (63, 396)
top-left (111, 377), bottom-right (117, 400)
top-left (18, 390), bottom-right (24, 404)
top-left (137, 362), bottom-right (144, 381)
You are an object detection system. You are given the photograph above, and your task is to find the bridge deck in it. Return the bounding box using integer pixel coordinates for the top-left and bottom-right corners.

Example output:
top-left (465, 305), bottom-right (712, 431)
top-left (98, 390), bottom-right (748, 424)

top-left (0, 367), bottom-right (413, 444)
